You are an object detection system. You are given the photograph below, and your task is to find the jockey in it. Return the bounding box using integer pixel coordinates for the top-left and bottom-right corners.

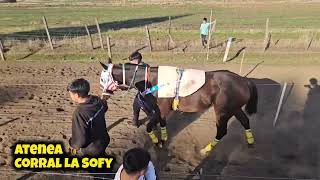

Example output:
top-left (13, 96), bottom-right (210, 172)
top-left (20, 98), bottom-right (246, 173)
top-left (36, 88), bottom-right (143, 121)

top-left (128, 51), bottom-right (168, 145)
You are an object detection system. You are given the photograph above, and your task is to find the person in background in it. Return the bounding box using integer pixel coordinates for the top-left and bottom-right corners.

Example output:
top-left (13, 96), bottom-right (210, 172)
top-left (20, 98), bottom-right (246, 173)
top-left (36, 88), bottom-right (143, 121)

top-left (200, 17), bottom-right (215, 48)
top-left (114, 147), bottom-right (157, 180)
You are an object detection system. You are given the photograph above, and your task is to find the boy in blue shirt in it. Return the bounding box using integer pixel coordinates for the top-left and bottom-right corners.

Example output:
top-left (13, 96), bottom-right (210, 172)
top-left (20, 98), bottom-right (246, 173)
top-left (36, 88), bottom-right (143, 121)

top-left (200, 17), bottom-right (214, 48)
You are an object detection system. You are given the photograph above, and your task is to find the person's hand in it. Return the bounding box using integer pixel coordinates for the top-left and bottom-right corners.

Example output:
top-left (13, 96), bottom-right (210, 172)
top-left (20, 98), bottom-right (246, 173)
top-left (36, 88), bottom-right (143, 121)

top-left (69, 147), bottom-right (78, 156)
top-left (101, 94), bottom-right (110, 101)
top-left (67, 143), bottom-right (80, 156)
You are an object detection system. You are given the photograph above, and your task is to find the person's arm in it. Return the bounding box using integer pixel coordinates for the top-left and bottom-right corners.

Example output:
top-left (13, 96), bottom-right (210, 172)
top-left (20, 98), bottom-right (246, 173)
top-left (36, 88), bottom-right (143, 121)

top-left (70, 111), bottom-right (90, 149)
top-left (208, 20), bottom-right (216, 25)
top-left (100, 96), bottom-right (109, 113)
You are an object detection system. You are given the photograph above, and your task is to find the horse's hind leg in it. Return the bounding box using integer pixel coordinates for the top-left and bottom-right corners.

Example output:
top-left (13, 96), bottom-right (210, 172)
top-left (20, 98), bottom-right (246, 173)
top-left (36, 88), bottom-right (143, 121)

top-left (234, 109), bottom-right (254, 145)
top-left (200, 111), bottom-right (233, 156)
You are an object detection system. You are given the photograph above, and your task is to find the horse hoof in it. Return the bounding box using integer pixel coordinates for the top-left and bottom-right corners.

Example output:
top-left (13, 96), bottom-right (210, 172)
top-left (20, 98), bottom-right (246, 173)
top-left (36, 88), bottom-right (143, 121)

top-left (161, 140), bottom-right (167, 146)
top-left (248, 143), bottom-right (254, 148)
top-left (156, 142), bottom-right (163, 148)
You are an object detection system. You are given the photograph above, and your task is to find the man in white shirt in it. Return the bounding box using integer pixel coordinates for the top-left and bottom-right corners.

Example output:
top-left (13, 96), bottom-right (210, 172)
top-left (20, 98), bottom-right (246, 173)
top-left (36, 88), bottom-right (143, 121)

top-left (114, 148), bottom-right (157, 180)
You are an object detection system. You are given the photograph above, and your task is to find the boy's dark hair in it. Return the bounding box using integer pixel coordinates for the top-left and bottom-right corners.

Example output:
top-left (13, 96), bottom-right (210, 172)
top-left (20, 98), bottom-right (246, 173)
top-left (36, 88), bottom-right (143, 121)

top-left (203, 18), bottom-right (207, 21)
top-left (67, 78), bottom-right (90, 98)
top-left (123, 148), bottom-right (150, 175)
top-left (129, 51), bottom-right (142, 62)
top-left (309, 78), bottom-right (317, 85)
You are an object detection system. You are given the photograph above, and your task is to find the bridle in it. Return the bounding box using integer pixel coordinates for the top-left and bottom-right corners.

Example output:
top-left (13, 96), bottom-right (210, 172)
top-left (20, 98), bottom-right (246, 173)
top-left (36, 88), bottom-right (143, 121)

top-left (100, 63), bottom-right (151, 95)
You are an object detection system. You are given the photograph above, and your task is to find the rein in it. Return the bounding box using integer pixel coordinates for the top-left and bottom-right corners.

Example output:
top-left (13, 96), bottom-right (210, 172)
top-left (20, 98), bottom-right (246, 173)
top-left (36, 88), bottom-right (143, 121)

top-left (127, 65), bottom-right (139, 91)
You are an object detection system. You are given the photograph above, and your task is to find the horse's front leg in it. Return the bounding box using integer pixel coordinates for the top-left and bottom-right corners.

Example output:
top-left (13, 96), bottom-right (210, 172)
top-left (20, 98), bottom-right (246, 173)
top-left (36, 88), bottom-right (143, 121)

top-left (157, 98), bottom-right (172, 143)
top-left (200, 111), bottom-right (233, 156)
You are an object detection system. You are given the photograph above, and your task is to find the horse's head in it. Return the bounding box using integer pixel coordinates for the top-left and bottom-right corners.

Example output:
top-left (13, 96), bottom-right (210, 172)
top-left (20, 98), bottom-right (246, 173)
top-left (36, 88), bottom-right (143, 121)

top-left (99, 58), bottom-right (152, 96)
top-left (99, 58), bottom-right (121, 96)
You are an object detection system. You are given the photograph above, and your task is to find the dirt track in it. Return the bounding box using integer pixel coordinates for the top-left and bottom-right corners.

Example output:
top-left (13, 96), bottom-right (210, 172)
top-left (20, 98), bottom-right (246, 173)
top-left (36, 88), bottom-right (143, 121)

top-left (0, 62), bottom-right (320, 179)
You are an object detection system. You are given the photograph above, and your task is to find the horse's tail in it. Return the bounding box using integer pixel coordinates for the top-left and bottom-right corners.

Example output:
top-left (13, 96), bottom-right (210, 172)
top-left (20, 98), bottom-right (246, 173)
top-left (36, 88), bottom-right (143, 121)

top-left (245, 80), bottom-right (258, 115)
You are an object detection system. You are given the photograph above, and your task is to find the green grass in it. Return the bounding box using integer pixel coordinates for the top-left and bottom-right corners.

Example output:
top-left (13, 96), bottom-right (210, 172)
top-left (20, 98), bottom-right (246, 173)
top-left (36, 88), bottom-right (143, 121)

top-left (1, 2), bottom-right (320, 65)
top-left (1, 3), bottom-right (320, 34)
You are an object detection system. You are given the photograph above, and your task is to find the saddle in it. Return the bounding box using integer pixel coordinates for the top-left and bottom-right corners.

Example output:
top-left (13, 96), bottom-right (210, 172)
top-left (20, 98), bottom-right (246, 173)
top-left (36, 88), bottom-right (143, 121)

top-left (157, 66), bottom-right (205, 98)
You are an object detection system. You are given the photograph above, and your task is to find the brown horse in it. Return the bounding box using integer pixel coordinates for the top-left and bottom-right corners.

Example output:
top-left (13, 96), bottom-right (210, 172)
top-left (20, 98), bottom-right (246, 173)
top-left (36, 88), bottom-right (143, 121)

top-left (99, 59), bottom-right (258, 156)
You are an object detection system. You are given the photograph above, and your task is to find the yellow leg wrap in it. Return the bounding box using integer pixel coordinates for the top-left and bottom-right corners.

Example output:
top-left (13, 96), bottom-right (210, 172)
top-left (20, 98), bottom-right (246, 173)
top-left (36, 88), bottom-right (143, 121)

top-left (148, 131), bottom-right (159, 144)
top-left (245, 129), bottom-right (254, 145)
top-left (172, 99), bottom-right (179, 111)
top-left (161, 127), bottom-right (168, 141)
top-left (200, 139), bottom-right (219, 156)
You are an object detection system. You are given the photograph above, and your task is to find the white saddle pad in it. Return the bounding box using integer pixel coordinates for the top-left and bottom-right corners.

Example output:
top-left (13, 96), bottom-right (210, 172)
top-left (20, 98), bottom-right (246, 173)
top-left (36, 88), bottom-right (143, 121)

top-left (157, 66), bottom-right (205, 98)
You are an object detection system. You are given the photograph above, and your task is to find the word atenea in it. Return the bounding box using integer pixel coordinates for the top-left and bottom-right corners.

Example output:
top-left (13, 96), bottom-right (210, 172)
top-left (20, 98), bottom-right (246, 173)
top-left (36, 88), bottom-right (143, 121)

top-left (14, 143), bottom-right (63, 155)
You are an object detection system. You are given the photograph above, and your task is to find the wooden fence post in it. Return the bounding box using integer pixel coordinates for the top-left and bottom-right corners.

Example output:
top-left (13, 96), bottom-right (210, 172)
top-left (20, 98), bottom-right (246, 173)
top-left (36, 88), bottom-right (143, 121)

top-left (206, 9), bottom-right (213, 60)
top-left (84, 24), bottom-right (94, 50)
top-left (223, 37), bottom-right (233, 62)
top-left (167, 16), bottom-right (171, 50)
top-left (167, 16), bottom-right (176, 50)
top-left (307, 32), bottom-right (315, 50)
top-left (264, 32), bottom-right (272, 51)
top-left (239, 49), bottom-right (246, 75)
top-left (168, 16), bottom-right (172, 35)
top-left (0, 39), bottom-right (5, 61)
top-left (106, 35), bottom-right (112, 59)
top-left (145, 25), bottom-right (152, 52)
top-left (42, 16), bottom-right (54, 50)
top-left (263, 18), bottom-right (269, 51)
top-left (95, 18), bottom-right (104, 49)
